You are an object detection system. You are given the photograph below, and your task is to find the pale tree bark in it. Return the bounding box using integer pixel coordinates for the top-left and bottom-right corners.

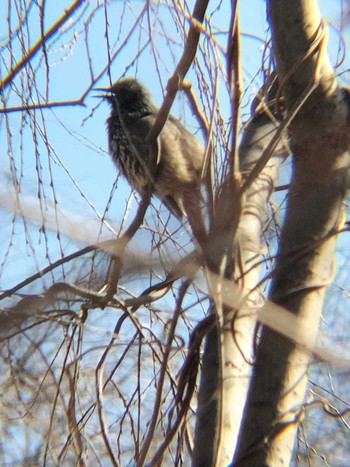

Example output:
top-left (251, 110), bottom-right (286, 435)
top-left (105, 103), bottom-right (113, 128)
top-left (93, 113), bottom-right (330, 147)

top-left (233, 0), bottom-right (350, 465)
top-left (192, 98), bottom-right (289, 465)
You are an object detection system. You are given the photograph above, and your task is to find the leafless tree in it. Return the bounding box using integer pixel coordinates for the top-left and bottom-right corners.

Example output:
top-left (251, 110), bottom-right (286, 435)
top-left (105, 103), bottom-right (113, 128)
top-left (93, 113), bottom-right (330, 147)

top-left (0, 0), bottom-right (349, 465)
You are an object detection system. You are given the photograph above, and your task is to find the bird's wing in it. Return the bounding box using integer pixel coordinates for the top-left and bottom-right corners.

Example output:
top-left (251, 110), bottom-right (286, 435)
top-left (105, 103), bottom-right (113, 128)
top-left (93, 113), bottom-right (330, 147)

top-left (127, 114), bottom-right (184, 219)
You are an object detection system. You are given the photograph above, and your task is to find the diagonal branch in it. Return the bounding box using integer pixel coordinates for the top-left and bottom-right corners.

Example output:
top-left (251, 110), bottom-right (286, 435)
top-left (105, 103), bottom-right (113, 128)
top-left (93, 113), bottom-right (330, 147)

top-left (0, 0), bottom-right (86, 91)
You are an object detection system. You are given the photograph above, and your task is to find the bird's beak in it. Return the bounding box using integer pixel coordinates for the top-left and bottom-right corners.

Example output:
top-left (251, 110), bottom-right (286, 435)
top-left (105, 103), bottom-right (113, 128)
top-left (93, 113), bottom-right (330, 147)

top-left (92, 87), bottom-right (112, 99)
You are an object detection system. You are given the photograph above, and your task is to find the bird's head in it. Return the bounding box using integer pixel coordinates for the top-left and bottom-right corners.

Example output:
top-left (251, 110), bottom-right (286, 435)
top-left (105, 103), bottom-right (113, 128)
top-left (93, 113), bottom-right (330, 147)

top-left (94, 78), bottom-right (155, 117)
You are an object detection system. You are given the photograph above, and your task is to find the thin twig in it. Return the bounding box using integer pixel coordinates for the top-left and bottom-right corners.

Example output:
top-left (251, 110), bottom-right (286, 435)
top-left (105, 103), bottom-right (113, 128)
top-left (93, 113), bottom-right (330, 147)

top-left (0, 0), bottom-right (85, 91)
top-left (0, 99), bottom-right (86, 113)
top-left (103, 193), bottom-right (151, 302)
top-left (136, 280), bottom-right (191, 467)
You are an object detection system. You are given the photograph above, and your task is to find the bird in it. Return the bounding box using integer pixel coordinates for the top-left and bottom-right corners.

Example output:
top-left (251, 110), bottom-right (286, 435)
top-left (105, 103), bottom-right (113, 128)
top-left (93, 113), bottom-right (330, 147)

top-left (97, 77), bottom-right (207, 245)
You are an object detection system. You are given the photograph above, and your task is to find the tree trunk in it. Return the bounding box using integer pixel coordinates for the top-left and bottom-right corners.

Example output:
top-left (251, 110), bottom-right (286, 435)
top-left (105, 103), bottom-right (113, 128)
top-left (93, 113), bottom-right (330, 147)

top-left (233, 1), bottom-right (350, 464)
top-left (192, 106), bottom-right (289, 465)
